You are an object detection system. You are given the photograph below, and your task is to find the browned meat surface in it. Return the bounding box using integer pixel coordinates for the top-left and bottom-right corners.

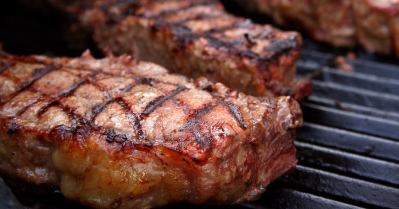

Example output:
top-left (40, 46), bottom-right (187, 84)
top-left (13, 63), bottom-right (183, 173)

top-left (0, 51), bottom-right (302, 209)
top-left (69, 0), bottom-right (311, 100)
top-left (227, 0), bottom-right (399, 57)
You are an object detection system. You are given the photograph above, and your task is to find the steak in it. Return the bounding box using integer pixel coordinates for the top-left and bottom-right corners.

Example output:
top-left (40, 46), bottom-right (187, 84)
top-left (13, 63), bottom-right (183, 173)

top-left (0, 51), bottom-right (302, 209)
top-left (69, 0), bottom-right (311, 100)
top-left (226, 0), bottom-right (399, 57)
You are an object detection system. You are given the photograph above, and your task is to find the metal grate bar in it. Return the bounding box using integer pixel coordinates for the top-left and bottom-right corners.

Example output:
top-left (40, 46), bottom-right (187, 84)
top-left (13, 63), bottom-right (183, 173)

top-left (299, 50), bottom-right (335, 65)
top-left (301, 103), bottom-right (399, 140)
top-left (258, 185), bottom-right (361, 209)
top-left (297, 122), bottom-right (399, 163)
top-left (295, 141), bottom-right (399, 187)
top-left (310, 80), bottom-right (399, 112)
top-left (299, 66), bottom-right (399, 94)
top-left (279, 166), bottom-right (399, 208)
top-left (305, 96), bottom-right (399, 121)
top-left (348, 59), bottom-right (399, 79)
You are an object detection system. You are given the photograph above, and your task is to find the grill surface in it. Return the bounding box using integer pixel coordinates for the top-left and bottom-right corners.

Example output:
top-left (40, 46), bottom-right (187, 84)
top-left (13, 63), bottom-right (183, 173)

top-left (1, 1), bottom-right (399, 209)
top-left (259, 45), bottom-right (399, 209)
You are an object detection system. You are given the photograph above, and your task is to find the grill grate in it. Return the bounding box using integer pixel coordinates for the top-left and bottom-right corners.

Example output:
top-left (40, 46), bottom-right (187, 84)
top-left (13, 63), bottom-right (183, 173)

top-left (253, 44), bottom-right (399, 209)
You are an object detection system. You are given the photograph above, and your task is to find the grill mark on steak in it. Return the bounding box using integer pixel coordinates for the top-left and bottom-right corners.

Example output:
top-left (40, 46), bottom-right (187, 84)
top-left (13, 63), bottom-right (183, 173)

top-left (0, 62), bottom-right (13, 74)
top-left (244, 33), bottom-right (256, 46)
top-left (165, 23), bottom-right (296, 63)
top-left (192, 125), bottom-right (211, 149)
top-left (5, 122), bottom-right (20, 135)
top-left (217, 100), bottom-right (247, 129)
top-left (149, 7), bottom-right (249, 51)
top-left (121, 81), bottom-right (140, 94)
top-left (18, 66), bottom-right (58, 92)
top-left (168, 9), bottom-right (223, 24)
top-left (38, 100), bottom-right (60, 116)
top-left (17, 70), bottom-right (101, 125)
top-left (0, 65), bottom-right (59, 106)
top-left (91, 99), bottom-right (113, 119)
top-left (266, 36), bottom-right (301, 54)
top-left (103, 129), bottom-right (128, 143)
top-left (55, 76), bottom-right (90, 98)
top-left (37, 100), bottom-right (80, 128)
top-left (7, 98), bottom-right (44, 119)
top-left (142, 84), bottom-right (186, 116)
top-left (115, 98), bottom-right (146, 141)
top-left (1, 52), bottom-right (249, 149)
top-left (168, 28), bottom-right (237, 53)
top-left (98, 0), bottom-right (138, 11)
top-left (179, 102), bottom-right (216, 131)
top-left (177, 101), bottom-right (216, 150)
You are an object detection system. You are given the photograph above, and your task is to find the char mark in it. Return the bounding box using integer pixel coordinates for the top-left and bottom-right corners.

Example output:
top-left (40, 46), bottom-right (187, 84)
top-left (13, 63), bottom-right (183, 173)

top-left (207, 35), bottom-right (232, 49)
top-left (53, 125), bottom-right (75, 140)
top-left (142, 84), bottom-right (186, 116)
top-left (193, 126), bottom-right (211, 148)
top-left (141, 77), bottom-right (154, 86)
top-left (244, 33), bottom-right (256, 46)
top-left (6, 122), bottom-right (20, 135)
top-left (57, 77), bottom-right (89, 98)
top-left (37, 100), bottom-right (78, 128)
top-left (172, 30), bottom-right (233, 52)
top-left (179, 103), bottom-right (216, 131)
top-left (98, 0), bottom-right (138, 11)
top-left (92, 100), bottom-right (113, 117)
top-left (267, 36), bottom-right (300, 53)
top-left (38, 100), bottom-right (60, 116)
top-left (103, 129), bottom-right (128, 144)
top-left (120, 81), bottom-right (138, 95)
top-left (218, 100), bottom-right (247, 129)
top-left (19, 66), bottom-right (58, 92)
top-left (239, 36), bottom-right (300, 61)
top-left (115, 98), bottom-right (145, 140)
top-left (239, 51), bottom-right (261, 60)
top-left (0, 62), bottom-right (13, 74)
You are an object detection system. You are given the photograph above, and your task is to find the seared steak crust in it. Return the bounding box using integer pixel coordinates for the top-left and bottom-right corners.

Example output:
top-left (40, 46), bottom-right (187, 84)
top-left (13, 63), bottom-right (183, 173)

top-left (0, 51), bottom-right (302, 209)
top-left (71, 0), bottom-right (311, 100)
top-left (227, 0), bottom-right (399, 57)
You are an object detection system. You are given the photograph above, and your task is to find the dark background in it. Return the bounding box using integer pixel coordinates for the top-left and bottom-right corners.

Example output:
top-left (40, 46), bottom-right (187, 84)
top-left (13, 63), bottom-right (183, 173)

top-left (0, 1), bottom-right (100, 57)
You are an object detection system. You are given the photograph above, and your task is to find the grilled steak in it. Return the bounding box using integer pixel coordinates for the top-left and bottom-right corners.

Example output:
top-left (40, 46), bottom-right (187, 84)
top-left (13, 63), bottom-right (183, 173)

top-left (226, 0), bottom-right (399, 57)
top-left (68, 0), bottom-right (311, 100)
top-left (0, 51), bottom-right (302, 209)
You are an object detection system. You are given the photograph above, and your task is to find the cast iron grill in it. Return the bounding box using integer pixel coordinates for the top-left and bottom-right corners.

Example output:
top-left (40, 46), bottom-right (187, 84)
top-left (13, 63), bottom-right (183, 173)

top-left (1, 2), bottom-right (399, 208)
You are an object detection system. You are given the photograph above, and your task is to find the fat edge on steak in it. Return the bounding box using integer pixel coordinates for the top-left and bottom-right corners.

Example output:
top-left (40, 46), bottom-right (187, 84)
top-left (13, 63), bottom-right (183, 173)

top-left (0, 51), bottom-right (302, 209)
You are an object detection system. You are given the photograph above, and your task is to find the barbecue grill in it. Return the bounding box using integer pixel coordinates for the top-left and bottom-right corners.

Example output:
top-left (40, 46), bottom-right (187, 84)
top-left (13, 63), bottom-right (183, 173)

top-left (0, 1), bottom-right (398, 208)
